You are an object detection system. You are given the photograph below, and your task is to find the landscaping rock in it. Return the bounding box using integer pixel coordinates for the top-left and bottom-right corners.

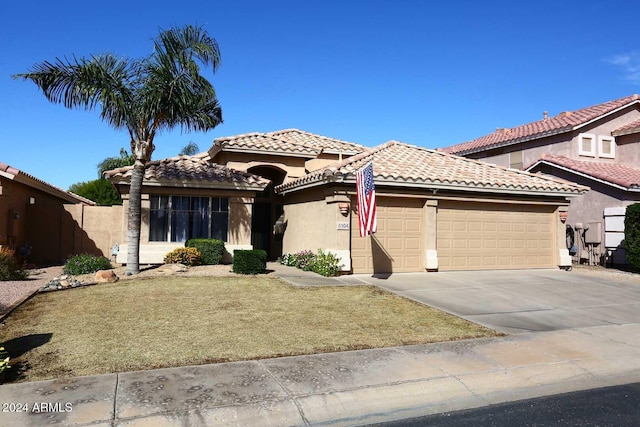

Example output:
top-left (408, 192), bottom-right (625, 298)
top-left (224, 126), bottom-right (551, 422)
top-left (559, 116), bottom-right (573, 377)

top-left (155, 264), bottom-right (188, 274)
top-left (41, 276), bottom-right (84, 292)
top-left (95, 270), bottom-right (119, 283)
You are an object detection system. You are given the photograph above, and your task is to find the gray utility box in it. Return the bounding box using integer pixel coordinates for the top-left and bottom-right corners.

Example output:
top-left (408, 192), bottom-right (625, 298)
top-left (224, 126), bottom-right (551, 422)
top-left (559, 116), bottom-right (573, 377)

top-left (585, 222), bottom-right (602, 244)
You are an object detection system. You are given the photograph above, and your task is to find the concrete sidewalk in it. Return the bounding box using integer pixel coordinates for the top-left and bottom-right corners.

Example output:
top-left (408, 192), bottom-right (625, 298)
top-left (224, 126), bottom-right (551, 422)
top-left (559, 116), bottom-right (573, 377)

top-left (2, 324), bottom-right (640, 426)
top-left (2, 265), bottom-right (640, 426)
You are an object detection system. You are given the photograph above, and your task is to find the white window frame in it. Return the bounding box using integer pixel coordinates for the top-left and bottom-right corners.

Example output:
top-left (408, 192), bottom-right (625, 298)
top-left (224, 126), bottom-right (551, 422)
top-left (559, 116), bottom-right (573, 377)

top-left (598, 135), bottom-right (616, 159)
top-left (578, 133), bottom-right (596, 157)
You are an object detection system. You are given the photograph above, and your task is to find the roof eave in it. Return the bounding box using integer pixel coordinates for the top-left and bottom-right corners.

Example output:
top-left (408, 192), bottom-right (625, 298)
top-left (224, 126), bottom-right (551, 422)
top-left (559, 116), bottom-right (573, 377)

top-left (453, 127), bottom-right (572, 156)
top-left (276, 175), bottom-right (585, 197)
top-left (4, 170), bottom-right (95, 205)
top-left (110, 178), bottom-right (269, 192)
top-left (217, 147), bottom-right (317, 159)
top-left (526, 160), bottom-right (633, 192)
top-left (573, 100), bottom-right (640, 131)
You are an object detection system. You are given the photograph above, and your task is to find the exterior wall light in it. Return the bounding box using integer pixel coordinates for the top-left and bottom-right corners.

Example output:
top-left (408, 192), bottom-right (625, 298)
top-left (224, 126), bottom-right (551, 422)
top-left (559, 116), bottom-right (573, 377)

top-left (338, 203), bottom-right (350, 216)
top-left (29, 197), bottom-right (36, 205)
top-left (559, 211), bottom-right (568, 223)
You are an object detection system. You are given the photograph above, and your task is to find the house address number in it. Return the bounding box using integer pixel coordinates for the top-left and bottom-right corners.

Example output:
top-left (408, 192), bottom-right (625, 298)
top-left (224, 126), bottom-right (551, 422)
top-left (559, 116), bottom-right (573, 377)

top-left (337, 222), bottom-right (350, 230)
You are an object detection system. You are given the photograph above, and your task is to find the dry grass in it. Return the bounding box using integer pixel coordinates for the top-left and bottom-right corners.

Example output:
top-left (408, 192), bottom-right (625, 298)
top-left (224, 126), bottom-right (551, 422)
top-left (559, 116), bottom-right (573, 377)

top-left (1, 276), bottom-right (498, 382)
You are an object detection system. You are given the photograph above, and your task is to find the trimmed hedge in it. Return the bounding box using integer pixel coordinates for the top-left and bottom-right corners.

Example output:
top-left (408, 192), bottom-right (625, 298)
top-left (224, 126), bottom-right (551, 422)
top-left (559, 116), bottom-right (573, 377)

top-left (186, 238), bottom-right (225, 265)
top-left (625, 203), bottom-right (640, 270)
top-left (232, 250), bottom-right (267, 274)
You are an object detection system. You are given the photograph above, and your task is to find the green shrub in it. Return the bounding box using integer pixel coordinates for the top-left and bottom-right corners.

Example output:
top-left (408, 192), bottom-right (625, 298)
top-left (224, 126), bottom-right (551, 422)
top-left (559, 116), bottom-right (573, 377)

top-left (312, 249), bottom-right (343, 277)
top-left (186, 238), bottom-right (225, 265)
top-left (63, 253), bottom-right (113, 275)
top-left (625, 203), bottom-right (640, 270)
top-left (232, 250), bottom-right (267, 274)
top-left (279, 253), bottom-right (297, 267)
top-left (294, 250), bottom-right (316, 271)
top-left (0, 248), bottom-right (27, 281)
top-left (164, 247), bottom-right (201, 266)
top-left (278, 249), bottom-right (343, 276)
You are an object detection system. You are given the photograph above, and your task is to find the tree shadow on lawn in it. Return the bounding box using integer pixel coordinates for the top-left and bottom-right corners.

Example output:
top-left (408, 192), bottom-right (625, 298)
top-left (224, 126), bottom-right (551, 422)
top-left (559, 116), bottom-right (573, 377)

top-left (1, 333), bottom-right (53, 383)
top-left (3, 333), bottom-right (53, 358)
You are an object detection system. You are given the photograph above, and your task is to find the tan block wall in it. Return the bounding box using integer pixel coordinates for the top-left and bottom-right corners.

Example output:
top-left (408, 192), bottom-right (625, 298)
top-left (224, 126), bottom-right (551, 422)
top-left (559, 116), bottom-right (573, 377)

top-left (64, 205), bottom-right (124, 258)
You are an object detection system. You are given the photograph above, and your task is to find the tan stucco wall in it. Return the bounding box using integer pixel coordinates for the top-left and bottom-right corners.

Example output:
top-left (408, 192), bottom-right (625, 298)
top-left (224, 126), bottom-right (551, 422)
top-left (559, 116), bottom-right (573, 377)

top-left (616, 133), bottom-right (640, 168)
top-left (305, 153), bottom-right (344, 173)
top-left (281, 187), bottom-right (351, 266)
top-left (64, 205), bottom-right (124, 260)
top-left (215, 152), bottom-right (308, 182)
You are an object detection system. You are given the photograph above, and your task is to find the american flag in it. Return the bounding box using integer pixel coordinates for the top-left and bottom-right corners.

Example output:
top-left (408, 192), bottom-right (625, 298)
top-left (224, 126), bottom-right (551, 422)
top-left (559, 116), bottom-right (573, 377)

top-left (356, 162), bottom-right (377, 237)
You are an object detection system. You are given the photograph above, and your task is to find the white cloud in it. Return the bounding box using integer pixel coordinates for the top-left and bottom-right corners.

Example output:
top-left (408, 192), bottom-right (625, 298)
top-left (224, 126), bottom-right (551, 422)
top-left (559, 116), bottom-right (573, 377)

top-left (607, 51), bottom-right (640, 84)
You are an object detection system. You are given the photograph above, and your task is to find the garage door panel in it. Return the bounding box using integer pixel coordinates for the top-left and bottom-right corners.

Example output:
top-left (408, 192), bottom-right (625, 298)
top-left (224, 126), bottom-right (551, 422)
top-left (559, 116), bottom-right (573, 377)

top-left (438, 201), bottom-right (556, 271)
top-left (387, 218), bottom-right (403, 231)
top-left (351, 198), bottom-right (424, 274)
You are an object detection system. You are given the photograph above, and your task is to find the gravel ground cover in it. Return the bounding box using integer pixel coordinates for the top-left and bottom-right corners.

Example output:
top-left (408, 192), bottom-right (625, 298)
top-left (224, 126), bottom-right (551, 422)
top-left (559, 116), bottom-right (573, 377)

top-left (0, 266), bottom-right (63, 316)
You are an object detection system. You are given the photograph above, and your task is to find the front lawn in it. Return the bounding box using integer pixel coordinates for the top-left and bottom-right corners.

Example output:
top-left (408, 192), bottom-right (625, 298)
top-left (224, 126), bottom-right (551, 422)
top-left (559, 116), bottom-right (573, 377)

top-left (0, 276), bottom-right (498, 382)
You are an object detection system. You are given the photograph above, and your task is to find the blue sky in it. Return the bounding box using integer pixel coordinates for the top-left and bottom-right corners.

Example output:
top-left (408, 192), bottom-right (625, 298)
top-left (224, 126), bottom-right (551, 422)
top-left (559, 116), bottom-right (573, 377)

top-left (2, 0), bottom-right (640, 190)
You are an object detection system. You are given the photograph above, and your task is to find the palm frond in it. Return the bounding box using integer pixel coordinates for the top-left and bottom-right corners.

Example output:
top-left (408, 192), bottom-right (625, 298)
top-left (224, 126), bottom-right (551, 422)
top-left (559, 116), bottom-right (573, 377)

top-left (13, 55), bottom-right (137, 130)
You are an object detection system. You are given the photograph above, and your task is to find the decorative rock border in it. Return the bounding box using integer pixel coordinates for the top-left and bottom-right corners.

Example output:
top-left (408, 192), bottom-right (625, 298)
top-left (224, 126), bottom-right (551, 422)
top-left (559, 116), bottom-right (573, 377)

top-left (40, 270), bottom-right (120, 293)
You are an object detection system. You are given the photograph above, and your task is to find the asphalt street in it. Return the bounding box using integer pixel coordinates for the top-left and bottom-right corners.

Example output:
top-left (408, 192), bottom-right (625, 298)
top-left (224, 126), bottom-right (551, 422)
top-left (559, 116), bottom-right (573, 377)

top-left (370, 382), bottom-right (640, 427)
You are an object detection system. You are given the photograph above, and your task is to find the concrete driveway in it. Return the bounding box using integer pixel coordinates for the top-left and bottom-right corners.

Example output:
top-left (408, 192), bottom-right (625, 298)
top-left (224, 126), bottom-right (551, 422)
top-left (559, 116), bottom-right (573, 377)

top-left (345, 269), bottom-right (640, 334)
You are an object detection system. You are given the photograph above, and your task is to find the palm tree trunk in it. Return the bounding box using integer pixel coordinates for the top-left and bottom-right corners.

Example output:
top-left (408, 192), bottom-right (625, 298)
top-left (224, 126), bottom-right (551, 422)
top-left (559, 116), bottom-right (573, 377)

top-left (126, 161), bottom-right (145, 275)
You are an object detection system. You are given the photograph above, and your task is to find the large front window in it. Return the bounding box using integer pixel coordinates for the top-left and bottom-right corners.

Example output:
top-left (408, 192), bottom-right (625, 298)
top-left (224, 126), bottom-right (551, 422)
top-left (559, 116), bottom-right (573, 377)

top-left (149, 195), bottom-right (229, 242)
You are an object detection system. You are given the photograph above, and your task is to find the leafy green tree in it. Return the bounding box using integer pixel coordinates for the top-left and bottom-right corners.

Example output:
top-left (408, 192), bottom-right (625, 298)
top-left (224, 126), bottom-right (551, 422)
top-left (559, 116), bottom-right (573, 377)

top-left (624, 203), bottom-right (640, 270)
top-left (97, 148), bottom-right (135, 177)
top-left (14, 25), bottom-right (223, 274)
top-left (179, 141), bottom-right (200, 156)
top-left (69, 178), bottom-right (123, 206)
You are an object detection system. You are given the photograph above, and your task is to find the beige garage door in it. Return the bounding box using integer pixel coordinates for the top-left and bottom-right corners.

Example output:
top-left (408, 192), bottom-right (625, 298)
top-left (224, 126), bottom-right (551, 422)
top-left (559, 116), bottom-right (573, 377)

top-left (351, 197), bottom-right (423, 274)
top-left (437, 201), bottom-right (556, 271)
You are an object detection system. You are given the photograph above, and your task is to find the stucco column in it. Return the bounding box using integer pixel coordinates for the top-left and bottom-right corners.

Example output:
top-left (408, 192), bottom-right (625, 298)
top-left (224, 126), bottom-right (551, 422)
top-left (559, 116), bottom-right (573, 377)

top-left (326, 192), bottom-right (352, 271)
top-left (424, 199), bottom-right (438, 271)
top-left (557, 205), bottom-right (572, 268)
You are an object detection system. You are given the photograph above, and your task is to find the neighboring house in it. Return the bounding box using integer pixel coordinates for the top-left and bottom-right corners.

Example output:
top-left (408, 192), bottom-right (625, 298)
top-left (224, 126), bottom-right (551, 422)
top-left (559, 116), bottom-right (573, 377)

top-left (106, 130), bottom-right (586, 273)
top-left (442, 94), bottom-right (640, 265)
top-left (0, 162), bottom-right (95, 264)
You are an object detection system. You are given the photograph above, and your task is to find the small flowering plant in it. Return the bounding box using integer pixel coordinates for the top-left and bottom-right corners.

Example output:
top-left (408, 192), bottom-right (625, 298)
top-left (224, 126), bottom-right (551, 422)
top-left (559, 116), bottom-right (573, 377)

top-left (0, 347), bottom-right (10, 378)
top-left (279, 249), bottom-right (343, 277)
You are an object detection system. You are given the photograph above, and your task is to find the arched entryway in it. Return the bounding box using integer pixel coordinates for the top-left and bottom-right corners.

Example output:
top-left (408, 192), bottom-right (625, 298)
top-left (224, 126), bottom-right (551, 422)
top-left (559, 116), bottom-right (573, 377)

top-left (247, 166), bottom-right (286, 260)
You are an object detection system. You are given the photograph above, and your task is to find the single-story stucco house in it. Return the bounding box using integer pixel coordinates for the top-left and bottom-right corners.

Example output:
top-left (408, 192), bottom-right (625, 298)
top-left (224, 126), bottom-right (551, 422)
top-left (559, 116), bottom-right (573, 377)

top-left (105, 129), bottom-right (587, 273)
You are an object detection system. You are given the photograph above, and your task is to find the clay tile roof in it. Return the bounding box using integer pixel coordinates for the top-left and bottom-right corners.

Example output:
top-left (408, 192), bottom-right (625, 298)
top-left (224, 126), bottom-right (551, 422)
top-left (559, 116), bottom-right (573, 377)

top-left (612, 118), bottom-right (640, 137)
top-left (0, 161), bottom-right (95, 205)
top-left (443, 94), bottom-right (640, 155)
top-left (105, 155), bottom-right (270, 189)
top-left (212, 129), bottom-right (367, 158)
top-left (276, 141), bottom-right (587, 196)
top-left (527, 155), bottom-right (640, 190)
top-left (266, 128), bottom-right (366, 155)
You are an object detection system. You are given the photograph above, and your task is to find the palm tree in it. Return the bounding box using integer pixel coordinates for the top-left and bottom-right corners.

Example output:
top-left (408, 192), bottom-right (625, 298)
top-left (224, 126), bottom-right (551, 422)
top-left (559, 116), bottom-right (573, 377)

top-left (14, 25), bottom-right (223, 274)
